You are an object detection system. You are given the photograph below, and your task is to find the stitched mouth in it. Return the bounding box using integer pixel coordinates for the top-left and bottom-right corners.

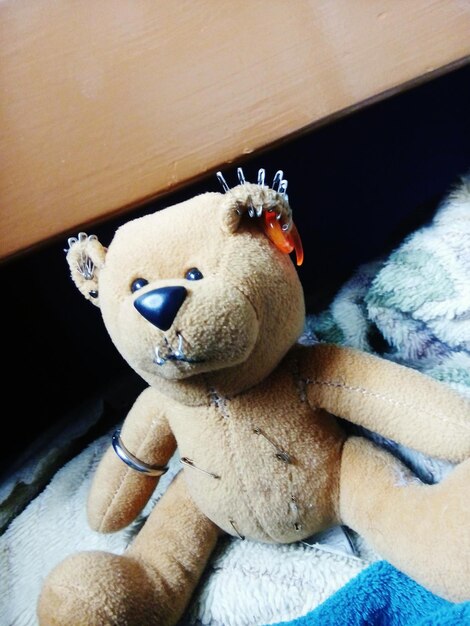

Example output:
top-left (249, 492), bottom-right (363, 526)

top-left (162, 354), bottom-right (204, 364)
top-left (153, 332), bottom-right (205, 367)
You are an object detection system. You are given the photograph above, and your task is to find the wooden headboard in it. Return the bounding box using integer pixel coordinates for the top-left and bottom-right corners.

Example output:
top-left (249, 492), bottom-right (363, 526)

top-left (1, 0), bottom-right (469, 261)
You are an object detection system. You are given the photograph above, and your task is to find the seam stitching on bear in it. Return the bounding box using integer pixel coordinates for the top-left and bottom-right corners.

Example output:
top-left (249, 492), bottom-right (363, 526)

top-left (99, 413), bottom-right (170, 531)
top-left (209, 390), bottom-right (275, 541)
top-left (232, 284), bottom-right (260, 323)
top-left (291, 356), bottom-right (307, 403)
top-left (305, 379), bottom-right (470, 432)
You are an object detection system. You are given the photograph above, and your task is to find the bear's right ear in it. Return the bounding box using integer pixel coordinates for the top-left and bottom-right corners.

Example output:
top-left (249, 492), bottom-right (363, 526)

top-left (216, 168), bottom-right (304, 266)
top-left (65, 232), bottom-right (107, 307)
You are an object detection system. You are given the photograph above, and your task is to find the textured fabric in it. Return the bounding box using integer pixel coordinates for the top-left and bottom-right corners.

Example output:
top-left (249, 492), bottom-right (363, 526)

top-left (306, 174), bottom-right (470, 400)
top-left (304, 175), bottom-right (470, 485)
top-left (0, 432), bottom-right (369, 626)
top-left (271, 560), bottom-right (470, 626)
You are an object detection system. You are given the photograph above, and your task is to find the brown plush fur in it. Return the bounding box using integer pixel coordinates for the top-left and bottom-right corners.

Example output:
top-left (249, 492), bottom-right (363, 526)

top-left (38, 182), bottom-right (470, 625)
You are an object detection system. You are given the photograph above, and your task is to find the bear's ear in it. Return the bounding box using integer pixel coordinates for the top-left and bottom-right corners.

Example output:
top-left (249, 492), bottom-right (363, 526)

top-left (65, 232), bottom-right (107, 307)
top-left (217, 168), bottom-right (292, 235)
top-left (217, 168), bottom-right (304, 266)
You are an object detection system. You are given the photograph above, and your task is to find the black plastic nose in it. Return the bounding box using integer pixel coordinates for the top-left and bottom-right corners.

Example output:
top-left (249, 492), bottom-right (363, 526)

top-left (133, 286), bottom-right (187, 331)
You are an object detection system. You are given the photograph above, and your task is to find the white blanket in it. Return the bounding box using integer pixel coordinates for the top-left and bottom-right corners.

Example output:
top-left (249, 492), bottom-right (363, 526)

top-left (0, 430), bottom-right (371, 626)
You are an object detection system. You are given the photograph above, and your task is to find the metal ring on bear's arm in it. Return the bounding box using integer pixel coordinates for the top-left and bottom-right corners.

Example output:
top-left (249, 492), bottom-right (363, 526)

top-left (112, 429), bottom-right (169, 477)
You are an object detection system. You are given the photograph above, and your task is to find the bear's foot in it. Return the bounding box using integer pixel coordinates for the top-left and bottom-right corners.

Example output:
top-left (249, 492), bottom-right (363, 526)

top-left (37, 550), bottom-right (179, 626)
top-left (38, 475), bottom-right (220, 625)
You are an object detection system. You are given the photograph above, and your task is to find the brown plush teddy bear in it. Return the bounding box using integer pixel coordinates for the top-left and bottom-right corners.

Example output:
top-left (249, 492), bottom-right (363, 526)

top-left (38, 169), bottom-right (469, 625)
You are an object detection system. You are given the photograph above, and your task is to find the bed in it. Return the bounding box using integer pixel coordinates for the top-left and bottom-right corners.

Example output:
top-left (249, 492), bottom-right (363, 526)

top-left (1, 2), bottom-right (469, 624)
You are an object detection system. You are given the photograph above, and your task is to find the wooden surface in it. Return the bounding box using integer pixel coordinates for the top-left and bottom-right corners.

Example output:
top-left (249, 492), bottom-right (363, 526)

top-left (1, 1), bottom-right (469, 261)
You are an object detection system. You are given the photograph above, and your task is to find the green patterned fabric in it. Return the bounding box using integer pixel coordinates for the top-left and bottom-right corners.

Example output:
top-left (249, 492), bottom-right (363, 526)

top-left (306, 175), bottom-right (470, 401)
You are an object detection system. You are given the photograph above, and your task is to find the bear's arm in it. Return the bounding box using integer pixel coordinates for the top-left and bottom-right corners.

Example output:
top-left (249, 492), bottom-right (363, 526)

top-left (298, 343), bottom-right (470, 462)
top-left (87, 386), bottom-right (176, 533)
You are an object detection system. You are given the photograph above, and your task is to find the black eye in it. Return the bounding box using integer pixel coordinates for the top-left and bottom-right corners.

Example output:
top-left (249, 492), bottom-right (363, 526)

top-left (185, 267), bottom-right (203, 281)
top-left (131, 278), bottom-right (148, 293)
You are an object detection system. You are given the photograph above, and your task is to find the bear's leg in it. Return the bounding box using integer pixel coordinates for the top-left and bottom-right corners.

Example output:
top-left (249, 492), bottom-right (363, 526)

top-left (37, 472), bottom-right (220, 626)
top-left (339, 436), bottom-right (470, 602)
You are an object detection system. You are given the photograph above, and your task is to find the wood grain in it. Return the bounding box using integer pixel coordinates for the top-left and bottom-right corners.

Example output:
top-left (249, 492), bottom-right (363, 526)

top-left (1, 0), bottom-right (469, 260)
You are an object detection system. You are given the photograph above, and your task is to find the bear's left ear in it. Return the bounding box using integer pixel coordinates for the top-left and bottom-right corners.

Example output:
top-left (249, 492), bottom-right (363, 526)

top-left (217, 168), bottom-right (303, 266)
top-left (217, 168), bottom-right (291, 234)
top-left (65, 232), bottom-right (107, 307)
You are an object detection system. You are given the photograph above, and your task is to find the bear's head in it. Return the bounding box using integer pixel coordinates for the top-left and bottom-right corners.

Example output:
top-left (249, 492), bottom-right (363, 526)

top-left (66, 172), bottom-right (305, 400)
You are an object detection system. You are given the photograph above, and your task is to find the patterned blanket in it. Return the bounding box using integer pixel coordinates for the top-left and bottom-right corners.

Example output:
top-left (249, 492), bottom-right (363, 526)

top-left (305, 173), bottom-right (470, 484)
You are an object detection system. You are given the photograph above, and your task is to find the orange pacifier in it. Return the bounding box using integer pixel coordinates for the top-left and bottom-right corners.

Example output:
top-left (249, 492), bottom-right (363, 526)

top-left (262, 211), bottom-right (304, 266)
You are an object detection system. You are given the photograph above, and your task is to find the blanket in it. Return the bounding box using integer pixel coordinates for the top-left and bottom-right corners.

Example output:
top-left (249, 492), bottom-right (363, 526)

top-left (1, 174), bottom-right (468, 625)
top-left (0, 434), bottom-right (370, 626)
top-left (272, 561), bottom-right (470, 626)
top-left (305, 173), bottom-right (470, 484)
top-left (307, 173), bottom-right (470, 402)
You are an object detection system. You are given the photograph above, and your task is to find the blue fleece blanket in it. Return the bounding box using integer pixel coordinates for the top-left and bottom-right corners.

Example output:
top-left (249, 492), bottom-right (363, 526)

top-left (271, 561), bottom-right (470, 626)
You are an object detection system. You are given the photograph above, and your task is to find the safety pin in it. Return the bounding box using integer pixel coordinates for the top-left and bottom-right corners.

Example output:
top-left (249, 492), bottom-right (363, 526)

top-left (278, 179), bottom-right (288, 196)
top-left (272, 170), bottom-right (283, 191)
top-left (229, 518), bottom-right (245, 540)
top-left (180, 457), bottom-right (220, 479)
top-left (253, 427), bottom-right (292, 464)
top-left (216, 171), bottom-right (230, 192)
top-left (173, 333), bottom-right (184, 358)
top-left (290, 495), bottom-right (302, 532)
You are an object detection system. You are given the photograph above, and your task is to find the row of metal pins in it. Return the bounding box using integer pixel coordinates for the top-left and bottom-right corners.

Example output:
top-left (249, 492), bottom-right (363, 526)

top-left (180, 428), bottom-right (292, 480)
top-left (216, 168), bottom-right (288, 198)
top-left (217, 167), bottom-right (290, 227)
top-left (181, 444), bottom-right (301, 536)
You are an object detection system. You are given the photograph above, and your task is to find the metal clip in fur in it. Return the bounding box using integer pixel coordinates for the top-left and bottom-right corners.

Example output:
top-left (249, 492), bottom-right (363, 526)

top-left (229, 518), bottom-right (245, 540)
top-left (253, 427), bottom-right (292, 464)
top-left (180, 457), bottom-right (220, 479)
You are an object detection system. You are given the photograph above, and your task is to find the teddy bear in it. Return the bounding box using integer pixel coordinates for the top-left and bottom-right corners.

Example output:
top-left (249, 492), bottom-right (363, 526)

top-left (38, 169), bottom-right (470, 625)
